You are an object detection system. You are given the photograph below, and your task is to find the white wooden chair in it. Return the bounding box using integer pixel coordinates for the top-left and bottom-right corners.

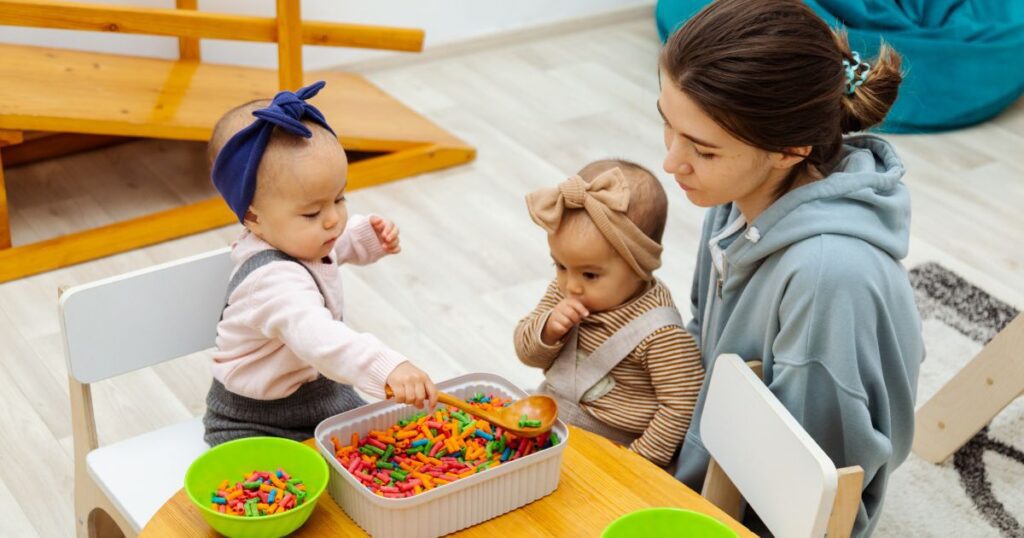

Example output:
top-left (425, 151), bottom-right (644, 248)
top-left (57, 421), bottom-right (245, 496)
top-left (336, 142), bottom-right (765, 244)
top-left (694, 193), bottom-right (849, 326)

top-left (59, 248), bottom-right (232, 537)
top-left (700, 354), bottom-right (864, 538)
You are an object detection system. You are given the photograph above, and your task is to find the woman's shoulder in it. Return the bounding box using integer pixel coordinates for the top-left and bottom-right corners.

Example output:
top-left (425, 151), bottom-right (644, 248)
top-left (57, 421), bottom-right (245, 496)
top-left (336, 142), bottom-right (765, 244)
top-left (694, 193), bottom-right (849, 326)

top-left (776, 233), bottom-right (908, 294)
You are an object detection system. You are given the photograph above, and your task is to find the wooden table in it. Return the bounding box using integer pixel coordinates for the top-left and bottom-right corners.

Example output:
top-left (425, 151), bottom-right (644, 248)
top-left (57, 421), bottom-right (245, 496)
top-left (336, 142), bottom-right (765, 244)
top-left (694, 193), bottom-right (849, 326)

top-left (141, 427), bottom-right (755, 537)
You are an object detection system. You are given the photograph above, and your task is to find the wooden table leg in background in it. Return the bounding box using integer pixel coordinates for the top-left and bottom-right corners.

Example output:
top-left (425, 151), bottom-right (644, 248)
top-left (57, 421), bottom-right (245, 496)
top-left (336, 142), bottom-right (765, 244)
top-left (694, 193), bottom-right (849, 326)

top-left (0, 155), bottom-right (10, 250)
top-left (0, 129), bottom-right (23, 250)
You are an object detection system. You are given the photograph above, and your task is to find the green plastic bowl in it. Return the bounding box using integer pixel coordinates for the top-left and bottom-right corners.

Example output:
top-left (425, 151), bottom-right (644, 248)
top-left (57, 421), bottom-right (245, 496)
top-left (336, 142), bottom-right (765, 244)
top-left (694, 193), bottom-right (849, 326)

top-left (602, 508), bottom-right (739, 538)
top-left (184, 437), bottom-right (329, 538)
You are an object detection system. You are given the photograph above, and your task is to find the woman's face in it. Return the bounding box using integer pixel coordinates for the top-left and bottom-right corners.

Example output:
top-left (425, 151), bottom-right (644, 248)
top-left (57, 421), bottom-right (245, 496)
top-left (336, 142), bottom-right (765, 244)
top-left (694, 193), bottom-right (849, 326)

top-left (658, 70), bottom-right (794, 214)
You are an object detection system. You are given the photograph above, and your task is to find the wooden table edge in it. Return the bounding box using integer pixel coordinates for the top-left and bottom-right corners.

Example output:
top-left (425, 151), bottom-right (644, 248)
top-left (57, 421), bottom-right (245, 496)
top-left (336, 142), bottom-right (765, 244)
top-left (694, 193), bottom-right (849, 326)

top-left (140, 426), bottom-right (755, 537)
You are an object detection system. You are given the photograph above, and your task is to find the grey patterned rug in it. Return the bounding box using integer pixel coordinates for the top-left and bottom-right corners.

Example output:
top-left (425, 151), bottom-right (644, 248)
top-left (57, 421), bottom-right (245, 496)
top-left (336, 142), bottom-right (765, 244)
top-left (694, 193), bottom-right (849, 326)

top-left (876, 263), bottom-right (1022, 537)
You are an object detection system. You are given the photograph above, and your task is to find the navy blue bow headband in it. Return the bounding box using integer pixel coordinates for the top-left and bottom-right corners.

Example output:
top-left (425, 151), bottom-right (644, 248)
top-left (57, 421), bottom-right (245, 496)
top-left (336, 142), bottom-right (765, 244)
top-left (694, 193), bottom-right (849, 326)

top-left (212, 80), bottom-right (336, 223)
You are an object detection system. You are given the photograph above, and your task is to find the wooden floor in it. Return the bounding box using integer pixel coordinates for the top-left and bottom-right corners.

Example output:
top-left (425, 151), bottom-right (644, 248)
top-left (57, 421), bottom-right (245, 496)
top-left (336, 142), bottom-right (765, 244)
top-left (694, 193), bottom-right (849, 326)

top-left (1, 16), bottom-right (1022, 538)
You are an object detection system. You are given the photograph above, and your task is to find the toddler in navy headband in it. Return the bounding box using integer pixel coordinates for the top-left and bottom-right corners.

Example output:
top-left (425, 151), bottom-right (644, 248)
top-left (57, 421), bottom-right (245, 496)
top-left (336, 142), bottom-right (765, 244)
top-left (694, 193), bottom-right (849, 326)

top-left (202, 81), bottom-right (437, 446)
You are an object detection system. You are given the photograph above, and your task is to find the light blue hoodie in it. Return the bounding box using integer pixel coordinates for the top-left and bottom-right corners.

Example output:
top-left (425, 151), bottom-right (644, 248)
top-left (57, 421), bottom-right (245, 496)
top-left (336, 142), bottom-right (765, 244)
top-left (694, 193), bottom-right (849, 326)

top-left (672, 135), bottom-right (924, 537)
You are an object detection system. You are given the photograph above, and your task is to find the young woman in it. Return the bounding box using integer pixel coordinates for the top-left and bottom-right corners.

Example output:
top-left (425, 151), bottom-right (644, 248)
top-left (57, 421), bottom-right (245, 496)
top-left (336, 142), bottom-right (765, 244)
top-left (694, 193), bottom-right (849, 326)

top-left (658, 1), bottom-right (924, 535)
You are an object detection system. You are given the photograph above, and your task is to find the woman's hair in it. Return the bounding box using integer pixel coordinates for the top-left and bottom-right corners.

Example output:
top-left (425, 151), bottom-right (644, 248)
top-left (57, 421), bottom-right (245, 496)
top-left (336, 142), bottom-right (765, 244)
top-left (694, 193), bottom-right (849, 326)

top-left (659, 0), bottom-right (903, 196)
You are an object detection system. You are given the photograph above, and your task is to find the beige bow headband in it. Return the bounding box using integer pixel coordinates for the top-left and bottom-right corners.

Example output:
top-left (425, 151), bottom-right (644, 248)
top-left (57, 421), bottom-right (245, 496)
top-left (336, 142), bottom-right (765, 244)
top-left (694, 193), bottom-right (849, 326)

top-left (525, 167), bottom-right (662, 281)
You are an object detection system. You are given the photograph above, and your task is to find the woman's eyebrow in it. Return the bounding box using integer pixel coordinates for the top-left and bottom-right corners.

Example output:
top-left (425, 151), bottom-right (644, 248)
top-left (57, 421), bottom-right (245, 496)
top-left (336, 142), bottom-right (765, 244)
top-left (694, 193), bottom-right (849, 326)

top-left (656, 100), bottom-right (722, 149)
top-left (656, 100), bottom-right (671, 126)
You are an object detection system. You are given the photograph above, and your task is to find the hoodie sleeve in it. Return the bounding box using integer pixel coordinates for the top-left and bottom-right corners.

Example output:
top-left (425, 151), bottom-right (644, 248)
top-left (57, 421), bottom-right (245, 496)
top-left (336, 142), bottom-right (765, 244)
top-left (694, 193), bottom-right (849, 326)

top-left (335, 213), bottom-right (389, 266)
top-left (767, 237), bottom-right (922, 537)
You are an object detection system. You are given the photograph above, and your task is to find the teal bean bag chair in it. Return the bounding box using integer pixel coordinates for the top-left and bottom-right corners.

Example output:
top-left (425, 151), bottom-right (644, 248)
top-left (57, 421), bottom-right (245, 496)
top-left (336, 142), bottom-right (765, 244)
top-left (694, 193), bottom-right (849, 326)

top-left (654, 0), bottom-right (1024, 133)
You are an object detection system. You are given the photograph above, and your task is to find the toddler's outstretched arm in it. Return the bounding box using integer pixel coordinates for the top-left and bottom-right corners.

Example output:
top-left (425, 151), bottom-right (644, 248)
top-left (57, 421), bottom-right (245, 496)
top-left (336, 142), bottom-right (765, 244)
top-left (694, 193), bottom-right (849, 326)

top-left (243, 261), bottom-right (406, 399)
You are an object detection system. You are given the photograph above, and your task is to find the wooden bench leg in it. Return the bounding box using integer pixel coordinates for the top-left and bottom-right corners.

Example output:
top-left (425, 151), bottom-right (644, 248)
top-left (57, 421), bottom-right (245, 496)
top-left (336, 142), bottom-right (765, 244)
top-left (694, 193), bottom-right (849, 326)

top-left (0, 149), bottom-right (11, 249)
top-left (913, 313), bottom-right (1024, 463)
top-left (175, 0), bottom-right (200, 61)
top-left (0, 129), bottom-right (22, 250)
top-left (276, 0), bottom-right (303, 90)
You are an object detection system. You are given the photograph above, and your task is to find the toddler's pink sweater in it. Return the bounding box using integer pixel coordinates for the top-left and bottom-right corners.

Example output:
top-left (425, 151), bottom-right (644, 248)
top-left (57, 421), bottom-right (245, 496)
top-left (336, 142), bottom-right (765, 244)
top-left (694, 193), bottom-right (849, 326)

top-left (212, 214), bottom-right (406, 400)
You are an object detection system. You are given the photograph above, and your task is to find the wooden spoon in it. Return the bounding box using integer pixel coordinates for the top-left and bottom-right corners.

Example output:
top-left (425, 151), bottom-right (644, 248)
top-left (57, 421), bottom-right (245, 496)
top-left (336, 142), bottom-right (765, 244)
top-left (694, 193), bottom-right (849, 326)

top-left (385, 385), bottom-right (558, 438)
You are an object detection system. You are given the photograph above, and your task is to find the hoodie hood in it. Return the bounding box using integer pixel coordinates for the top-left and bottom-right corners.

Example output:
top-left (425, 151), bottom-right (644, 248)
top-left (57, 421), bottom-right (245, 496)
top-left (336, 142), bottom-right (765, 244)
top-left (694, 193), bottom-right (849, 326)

top-left (715, 134), bottom-right (910, 270)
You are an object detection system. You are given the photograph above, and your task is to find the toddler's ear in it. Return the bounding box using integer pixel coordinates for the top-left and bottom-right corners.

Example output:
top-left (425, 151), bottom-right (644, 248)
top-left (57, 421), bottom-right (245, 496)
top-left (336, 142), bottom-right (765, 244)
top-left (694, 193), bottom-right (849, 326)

top-left (243, 206), bottom-right (262, 236)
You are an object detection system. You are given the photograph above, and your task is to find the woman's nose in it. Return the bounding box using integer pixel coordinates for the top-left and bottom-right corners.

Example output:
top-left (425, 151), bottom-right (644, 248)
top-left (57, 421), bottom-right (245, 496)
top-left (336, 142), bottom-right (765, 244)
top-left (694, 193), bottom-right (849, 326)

top-left (664, 139), bottom-right (694, 176)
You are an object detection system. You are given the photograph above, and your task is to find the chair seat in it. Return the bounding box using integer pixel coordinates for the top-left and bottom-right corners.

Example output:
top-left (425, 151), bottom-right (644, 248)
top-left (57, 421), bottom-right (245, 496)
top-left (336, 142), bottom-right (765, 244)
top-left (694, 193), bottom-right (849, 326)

top-left (86, 417), bottom-right (209, 531)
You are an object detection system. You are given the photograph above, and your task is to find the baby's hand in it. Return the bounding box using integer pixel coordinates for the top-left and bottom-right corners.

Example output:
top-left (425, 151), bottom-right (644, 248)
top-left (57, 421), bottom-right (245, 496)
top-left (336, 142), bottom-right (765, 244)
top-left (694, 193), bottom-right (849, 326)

top-left (370, 215), bottom-right (401, 254)
top-left (385, 361), bottom-right (438, 409)
top-left (541, 297), bottom-right (589, 345)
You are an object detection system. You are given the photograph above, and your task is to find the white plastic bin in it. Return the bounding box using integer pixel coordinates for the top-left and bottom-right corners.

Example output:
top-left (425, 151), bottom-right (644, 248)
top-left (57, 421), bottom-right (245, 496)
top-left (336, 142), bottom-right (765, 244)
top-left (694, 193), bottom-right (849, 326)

top-left (314, 372), bottom-right (569, 538)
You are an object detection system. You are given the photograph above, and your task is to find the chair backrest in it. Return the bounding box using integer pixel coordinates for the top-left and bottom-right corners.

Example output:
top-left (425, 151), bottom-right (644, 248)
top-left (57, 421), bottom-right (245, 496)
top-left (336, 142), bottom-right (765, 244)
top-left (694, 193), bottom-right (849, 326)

top-left (59, 248), bottom-right (232, 384)
top-left (701, 354), bottom-right (839, 537)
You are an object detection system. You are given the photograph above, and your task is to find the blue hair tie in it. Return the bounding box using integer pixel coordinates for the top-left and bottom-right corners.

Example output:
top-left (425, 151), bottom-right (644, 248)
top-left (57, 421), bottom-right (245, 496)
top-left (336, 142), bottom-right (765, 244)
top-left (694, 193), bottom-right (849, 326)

top-left (212, 80), bottom-right (336, 223)
top-left (842, 51), bottom-right (871, 95)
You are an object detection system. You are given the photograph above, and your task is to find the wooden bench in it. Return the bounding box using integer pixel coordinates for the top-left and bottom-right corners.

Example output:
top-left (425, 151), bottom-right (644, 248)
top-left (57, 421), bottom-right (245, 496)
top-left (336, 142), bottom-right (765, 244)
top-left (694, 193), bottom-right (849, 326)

top-left (0, 0), bottom-right (475, 283)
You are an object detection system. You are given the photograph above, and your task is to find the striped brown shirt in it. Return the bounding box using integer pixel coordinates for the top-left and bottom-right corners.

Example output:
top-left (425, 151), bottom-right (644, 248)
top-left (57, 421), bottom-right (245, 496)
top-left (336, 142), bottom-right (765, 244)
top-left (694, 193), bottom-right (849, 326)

top-left (514, 279), bottom-right (704, 466)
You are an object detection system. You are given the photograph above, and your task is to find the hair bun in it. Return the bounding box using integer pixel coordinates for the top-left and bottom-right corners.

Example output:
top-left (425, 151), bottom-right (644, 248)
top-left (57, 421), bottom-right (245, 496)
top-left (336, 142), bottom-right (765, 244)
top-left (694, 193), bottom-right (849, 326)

top-left (836, 36), bottom-right (903, 133)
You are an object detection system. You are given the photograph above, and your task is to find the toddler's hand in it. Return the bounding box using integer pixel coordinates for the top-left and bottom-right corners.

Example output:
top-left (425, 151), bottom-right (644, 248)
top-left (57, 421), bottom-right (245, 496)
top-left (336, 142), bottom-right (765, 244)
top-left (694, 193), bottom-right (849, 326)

top-left (370, 215), bottom-right (401, 254)
top-left (385, 361), bottom-right (438, 409)
top-left (541, 297), bottom-right (589, 345)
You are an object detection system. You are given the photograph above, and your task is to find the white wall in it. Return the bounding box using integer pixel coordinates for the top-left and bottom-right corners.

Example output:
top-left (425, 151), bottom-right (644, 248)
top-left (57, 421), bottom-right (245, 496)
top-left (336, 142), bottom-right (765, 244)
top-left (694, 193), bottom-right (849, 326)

top-left (0, 0), bottom-right (654, 70)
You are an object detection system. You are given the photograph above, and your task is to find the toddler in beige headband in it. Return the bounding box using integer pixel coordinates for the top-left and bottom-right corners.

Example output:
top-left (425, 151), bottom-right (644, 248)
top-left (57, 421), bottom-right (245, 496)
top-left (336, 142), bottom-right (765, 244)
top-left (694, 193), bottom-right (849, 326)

top-left (513, 159), bottom-right (704, 467)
